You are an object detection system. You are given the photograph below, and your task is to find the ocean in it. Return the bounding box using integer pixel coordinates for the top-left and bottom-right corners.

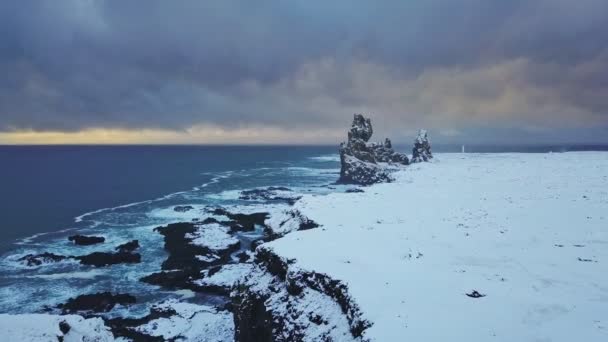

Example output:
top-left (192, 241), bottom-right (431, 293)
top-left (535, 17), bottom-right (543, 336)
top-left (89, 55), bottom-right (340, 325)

top-left (0, 145), bottom-right (343, 315)
top-left (1, 144), bottom-right (607, 317)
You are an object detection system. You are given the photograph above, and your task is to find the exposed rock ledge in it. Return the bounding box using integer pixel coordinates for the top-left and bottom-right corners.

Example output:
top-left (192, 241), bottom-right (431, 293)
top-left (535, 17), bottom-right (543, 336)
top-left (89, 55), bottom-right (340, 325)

top-left (232, 246), bottom-right (371, 342)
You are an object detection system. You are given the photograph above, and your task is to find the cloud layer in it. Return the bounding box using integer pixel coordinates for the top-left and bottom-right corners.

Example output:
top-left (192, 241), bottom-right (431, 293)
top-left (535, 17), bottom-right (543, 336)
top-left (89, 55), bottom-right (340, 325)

top-left (1, 0), bottom-right (607, 143)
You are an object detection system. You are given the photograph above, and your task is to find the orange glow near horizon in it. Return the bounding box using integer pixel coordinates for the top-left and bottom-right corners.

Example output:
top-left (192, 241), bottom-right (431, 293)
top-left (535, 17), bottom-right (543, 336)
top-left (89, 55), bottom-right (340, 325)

top-left (0, 126), bottom-right (343, 145)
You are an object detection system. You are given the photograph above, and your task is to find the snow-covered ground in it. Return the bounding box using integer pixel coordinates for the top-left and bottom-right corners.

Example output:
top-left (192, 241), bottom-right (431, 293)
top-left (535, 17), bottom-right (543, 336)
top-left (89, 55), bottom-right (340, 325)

top-left (0, 313), bottom-right (114, 341)
top-left (265, 152), bottom-right (608, 341)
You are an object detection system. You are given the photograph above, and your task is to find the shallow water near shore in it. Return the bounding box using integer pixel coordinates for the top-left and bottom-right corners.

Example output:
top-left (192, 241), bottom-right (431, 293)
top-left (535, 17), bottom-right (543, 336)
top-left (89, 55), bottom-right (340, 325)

top-left (0, 145), bottom-right (346, 315)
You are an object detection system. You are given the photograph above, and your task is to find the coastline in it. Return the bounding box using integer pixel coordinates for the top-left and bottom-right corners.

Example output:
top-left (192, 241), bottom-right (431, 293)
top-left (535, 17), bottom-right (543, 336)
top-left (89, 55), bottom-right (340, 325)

top-left (1, 152), bottom-right (607, 341)
top-left (255, 152), bottom-right (608, 341)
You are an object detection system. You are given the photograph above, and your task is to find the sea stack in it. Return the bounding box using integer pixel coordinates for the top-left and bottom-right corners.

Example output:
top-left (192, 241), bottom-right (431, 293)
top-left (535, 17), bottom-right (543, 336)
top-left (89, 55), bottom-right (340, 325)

top-left (411, 129), bottom-right (433, 162)
top-left (338, 114), bottom-right (409, 185)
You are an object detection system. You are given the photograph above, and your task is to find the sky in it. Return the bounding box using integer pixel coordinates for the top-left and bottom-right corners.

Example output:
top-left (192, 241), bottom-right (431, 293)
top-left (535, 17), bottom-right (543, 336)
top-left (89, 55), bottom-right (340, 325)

top-left (1, 0), bottom-right (607, 145)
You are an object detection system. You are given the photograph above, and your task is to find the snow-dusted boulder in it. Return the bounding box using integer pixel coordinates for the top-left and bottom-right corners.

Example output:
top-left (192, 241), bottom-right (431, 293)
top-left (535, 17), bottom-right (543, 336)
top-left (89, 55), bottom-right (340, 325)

top-left (264, 208), bottom-right (319, 238)
top-left (339, 114), bottom-right (408, 185)
top-left (411, 129), bottom-right (433, 162)
top-left (132, 300), bottom-right (234, 341)
top-left (0, 313), bottom-right (114, 342)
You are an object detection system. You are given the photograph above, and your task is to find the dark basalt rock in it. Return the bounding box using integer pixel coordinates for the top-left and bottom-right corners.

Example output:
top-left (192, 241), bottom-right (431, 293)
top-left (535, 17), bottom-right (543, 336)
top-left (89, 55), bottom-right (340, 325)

top-left (210, 208), bottom-right (269, 232)
top-left (140, 269), bottom-right (202, 291)
top-left (239, 187), bottom-right (301, 205)
top-left (236, 251), bottom-right (251, 263)
top-left (58, 292), bottom-right (136, 314)
top-left (68, 235), bottom-right (105, 246)
top-left (411, 129), bottom-right (433, 163)
top-left (173, 205), bottom-right (194, 213)
top-left (58, 321), bottom-right (71, 335)
top-left (76, 251), bottom-right (141, 267)
top-left (18, 252), bottom-right (69, 267)
top-left (104, 306), bottom-right (176, 342)
top-left (465, 290), bottom-right (486, 298)
top-left (345, 188), bottom-right (364, 193)
top-left (115, 240), bottom-right (140, 253)
top-left (232, 290), bottom-right (274, 342)
top-left (338, 114), bottom-right (409, 185)
top-left (233, 247), bottom-right (372, 341)
top-left (153, 222), bottom-right (236, 271)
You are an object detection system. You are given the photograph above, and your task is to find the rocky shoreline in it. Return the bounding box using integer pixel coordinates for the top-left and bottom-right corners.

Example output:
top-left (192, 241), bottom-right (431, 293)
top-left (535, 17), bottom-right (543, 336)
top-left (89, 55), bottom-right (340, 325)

top-left (1, 114), bottom-right (433, 341)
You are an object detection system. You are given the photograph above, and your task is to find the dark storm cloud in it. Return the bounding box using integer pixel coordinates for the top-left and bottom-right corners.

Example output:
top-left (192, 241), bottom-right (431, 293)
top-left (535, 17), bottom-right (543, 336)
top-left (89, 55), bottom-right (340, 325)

top-left (1, 0), bottom-right (607, 142)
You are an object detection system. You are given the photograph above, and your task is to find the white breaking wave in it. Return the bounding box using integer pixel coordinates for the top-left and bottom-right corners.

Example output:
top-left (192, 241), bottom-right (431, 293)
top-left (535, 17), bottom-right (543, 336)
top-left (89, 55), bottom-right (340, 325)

top-left (23, 269), bottom-right (106, 280)
top-left (308, 154), bottom-right (340, 162)
top-left (75, 170), bottom-right (236, 223)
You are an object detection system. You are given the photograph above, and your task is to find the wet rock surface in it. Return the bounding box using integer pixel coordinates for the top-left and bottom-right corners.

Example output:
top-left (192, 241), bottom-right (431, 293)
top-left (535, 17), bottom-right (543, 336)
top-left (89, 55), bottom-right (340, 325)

top-left (239, 187), bottom-right (301, 205)
top-left (209, 208), bottom-right (269, 232)
top-left (75, 251), bottom-right (141, 267)
top-left (338, 114), bottom-right (409, 185)
top-left (173, 205), bottom-right (194, 213)
top-left (115, 240), bottom-right (140, 253)
top-left (68, 235), bottom-right (105, 246)
top-left (17, 252), bottom-right (69, 267)
top-left (153, 222), bottom-right (239, 272)
top-left (58, 292), bottom-right (136, 314)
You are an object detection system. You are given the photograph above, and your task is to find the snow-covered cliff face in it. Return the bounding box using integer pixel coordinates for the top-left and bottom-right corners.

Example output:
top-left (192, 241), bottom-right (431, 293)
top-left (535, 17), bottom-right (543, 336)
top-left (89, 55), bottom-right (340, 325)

top-left (338, 114), bottom-right (409, 185)
top-left (232, 246), bottom-right (371, 342)
top-left (411, 129), bottom-right (433, 163)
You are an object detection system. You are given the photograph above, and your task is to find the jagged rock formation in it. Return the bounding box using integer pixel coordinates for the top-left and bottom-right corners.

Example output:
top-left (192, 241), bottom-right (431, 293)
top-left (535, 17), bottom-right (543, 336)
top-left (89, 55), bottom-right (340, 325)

top-left (232, 246), bottom-right (371, 342)
top-left (339, 114), bottom-right (409, 185)
top-left (411, 129), bottom-right (433, 162)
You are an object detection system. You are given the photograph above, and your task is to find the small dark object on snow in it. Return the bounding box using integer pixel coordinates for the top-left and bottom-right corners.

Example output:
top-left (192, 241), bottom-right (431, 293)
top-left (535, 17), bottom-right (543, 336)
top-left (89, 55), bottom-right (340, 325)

top-left (345, 188), bottom-right (364, 193)
top-left (466, 290), bottom-right (486, 298)
top-left (578, 257), bottom-right (595, 262)
top-left (59, 321), bottom-right (71, 335)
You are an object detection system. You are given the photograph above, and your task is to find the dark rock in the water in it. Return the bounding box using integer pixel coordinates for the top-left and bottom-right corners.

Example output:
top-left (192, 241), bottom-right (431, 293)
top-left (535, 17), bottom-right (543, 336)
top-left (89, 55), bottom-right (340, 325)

top-left (155, 222), bottom-right (215, 270)
top-left (76, 251), bottom-right (141, 267)
top-left (58, 321), bottom-right (71, 335)
top-left (152, 221), bottom-right (239, 279)
top-left (173, 205), bottom-right (194, 213)
top-left (58, 292), bottom-right (136, 314)
top-left (210, 208), bottom-right (269, 232)
top-left (338, 114), bottom-right (409, 185)
top-left (17, 252), bottom-right (69, 267)
top-left (239, 187), bottom-right (301, 205)
top-left (465, 290), bottom-right (486, 298)
top-left (115, 240), bottom-right (140, 253)
top-left (68, 235), bottom-right (105, 246)
top-left (411, 129), bottom-right (433, 163)
top-left (345, 188), bottom-right (364, 193)
top-left (140, 269), bottom-right (202, 291)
